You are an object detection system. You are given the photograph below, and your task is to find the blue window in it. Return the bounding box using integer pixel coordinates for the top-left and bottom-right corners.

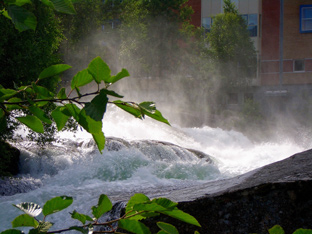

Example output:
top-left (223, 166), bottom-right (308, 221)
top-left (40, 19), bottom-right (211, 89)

top-left (242, 14), bottom-right (258, 37)
top-left (300, 5), bottom-right (312, 33)
top-left (202, 17), bottom-right (212, 33)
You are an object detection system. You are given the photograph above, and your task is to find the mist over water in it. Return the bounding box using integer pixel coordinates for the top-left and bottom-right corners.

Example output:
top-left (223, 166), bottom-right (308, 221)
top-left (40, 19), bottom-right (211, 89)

top-left (0, 104), bottom-right (309, 231)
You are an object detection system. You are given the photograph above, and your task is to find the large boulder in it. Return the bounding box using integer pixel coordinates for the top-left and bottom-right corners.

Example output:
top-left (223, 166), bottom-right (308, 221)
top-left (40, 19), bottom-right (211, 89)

top-left (146, 149), bottom-right (312, 234)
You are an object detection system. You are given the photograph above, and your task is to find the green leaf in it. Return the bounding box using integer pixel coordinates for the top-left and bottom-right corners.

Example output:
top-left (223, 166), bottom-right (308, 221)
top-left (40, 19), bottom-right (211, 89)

top-left (142, 109), bottom-right (170, 125)
top-left (152, 198), bottom-right (178, 210)
top-left (100, 89), bottom-right (123, 98)
top-left (71, 210), bottom-right (93, 225)
top-left (16, 115), bottom-right (44, 133)
top-left (51, 107), bottom-right (70, 131)
top-left (64, 103), bottom-right (80, 119)
top-left (9, 0), bottom-right (32, 6)
top-left (84, 89), bottom-right (108, 121)
top-left (125, 193), bottom-right (151, 221)
top-left (2, 10), bottom-right (12, 20)
top-left (42, 196), bottom-right (73, 217)
top-left (57, 88), bottom-right (67, 99)
top-left (13, 202), bottom-right (42, 217)
top-left (32, 84), bottom-right (54, 99)
top-left (0, 230), bottom-right (22, 234)
top-left (7, 5), bottom-right (37, 31)
top-left (0, 109), bottom-right (7, 132)
top-left (39, 64), bottom-right (72, 80)
top-left (50, 0), bottom-right (76, 14)
top-left (113, 100), bottom-right (143, 119)
top-left (107, 68), bottom-right (130, 84)
top-left (29, 106), bottom-right (52, 124)
top-left (293, 229), bottom-right (312, 234)
top-left (12, 214), bottom-right (38, 228)
top-left (92, 131), bottom-right (105, 154)
top-left (5, 97), bottom-right (23, 111)
top-left (268, 225), bottom-right (285, 234)
top-left (161, 208), bottom-right (201, 227)
top-left (157, 231), bottom-right (167, 234)
top-left (71, 69), bottom-right (93, 90)
top-left (133, 203), bottom-right (170, 212)
top-left (157, 222), bottom-right (179, 234)
top-left (118, 219), bottom-right (151, 234)
top-left (87, 57), bottom-right (111, 84)
top-left (37, 221), bottom-right (53, 232)
top-left (0, 89), bottom-right (18, 102)
top-left (91, 194), bottom-right (112, 219)
top-left (78, 109), bottom-right (103, 134)
top-left (40, 0), bottom-right (54, 7)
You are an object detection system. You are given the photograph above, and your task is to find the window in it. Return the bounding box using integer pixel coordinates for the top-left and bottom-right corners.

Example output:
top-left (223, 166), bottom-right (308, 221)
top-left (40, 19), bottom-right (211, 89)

top-left (242, 14), bottom-right (258, 37)
top-left (300, 5), bottom-right (312, 33)
top-left (294, 60), bottom-right (305, 72)
top-left (202, 17), bottom-right (212, 33)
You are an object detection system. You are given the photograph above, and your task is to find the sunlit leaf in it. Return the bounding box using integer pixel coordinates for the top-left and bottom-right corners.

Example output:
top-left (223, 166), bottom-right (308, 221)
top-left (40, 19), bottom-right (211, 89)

top-left (78, 109), bottom-right (103, 134)
top-left (38, 64), bottom-right (72, 80)
top-left (125, 193), bottom-right (150, 221)
top-left (50, 0), bottom-right (76, 14)
top-left (12, 214), bottom-right (38, 228)
top-left (9, 0), bottom-right (32, 6)
top-left (37, 221), bottom-right (53, 232)
top-left (107, 68), bottom-right (130, 84)
top-left (152, 198), bottom-right (178, 210)
top-left (42, 196), bottom-right (73, 217)
top-left (71, 69), bottom-right (93, 90)
top-left (57, 88), bottom-right (67, 99)
top-left (0, 89), bottom-right (18, 102)
top-left (268, 225), bottom-right (284, 234)
top-left (88, 57), bottom-right (111, 84)
top-left (51, 107), bottom-right (70, 131)
top-left (13, 202), bottom-right (42, 217)
top-left (157, 222), bottom-right (179, 234)
top-left (29, 106), bottom-right (52, 124)
top-left (92, 194), bottom-right (112, 219)
top-left (71, 210), bottom-right (93, 225)
top-left (118, 219), bottom-right (151, 234)
top-left (141, 108), bottom-right (170, 126)
top-left (92, 131), bottom-right (105, 154)
top-left (84, 89), bottom-right (108, 121)
top-left (16, 115), bottom-right (44, 133)
top-left (7, 5), bottom-right (37, 31)
top-left (293, 229), bottom-right (312, 234)
top-left (40, 0), bottom-right (54, 7)
top-left (5, 97), bottom-right (23, 111)
top-left (161, 208), bottom-right (201, 227)
top-left (113, 100), bottom-right (143, 119)
top-left (2, 10), bottom-right (12, 20)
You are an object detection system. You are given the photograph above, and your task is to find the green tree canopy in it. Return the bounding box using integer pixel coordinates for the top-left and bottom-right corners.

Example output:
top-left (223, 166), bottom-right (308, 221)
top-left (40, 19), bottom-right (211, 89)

top-left (206, 0), bottom-right (257, 90)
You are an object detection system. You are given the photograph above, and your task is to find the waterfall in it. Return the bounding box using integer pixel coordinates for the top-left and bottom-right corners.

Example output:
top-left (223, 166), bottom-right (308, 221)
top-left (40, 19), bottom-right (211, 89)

top-left (0, 107), bottom-right (308, 231)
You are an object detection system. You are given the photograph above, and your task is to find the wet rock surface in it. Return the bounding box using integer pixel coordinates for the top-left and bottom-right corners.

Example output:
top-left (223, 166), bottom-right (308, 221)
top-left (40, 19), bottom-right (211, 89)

top-left (146, 149), bottom-right (312, 234)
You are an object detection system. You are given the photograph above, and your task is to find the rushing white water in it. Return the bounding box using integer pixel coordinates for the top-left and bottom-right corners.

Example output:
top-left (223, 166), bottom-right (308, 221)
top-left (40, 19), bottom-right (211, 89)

top-left (0, 107), bottom-right (308, 231)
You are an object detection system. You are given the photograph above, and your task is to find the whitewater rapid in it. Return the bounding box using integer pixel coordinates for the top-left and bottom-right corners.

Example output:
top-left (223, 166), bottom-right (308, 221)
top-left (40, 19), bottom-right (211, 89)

top-left (0, 107), bottom-right (308, 231)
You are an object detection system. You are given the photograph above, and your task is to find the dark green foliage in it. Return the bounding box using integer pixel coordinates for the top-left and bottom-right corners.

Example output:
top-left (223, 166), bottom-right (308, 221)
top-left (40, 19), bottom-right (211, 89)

top-left (0, 141), bottom-right (20, 177)
top-left (0, 1), bottom-right (64, 89)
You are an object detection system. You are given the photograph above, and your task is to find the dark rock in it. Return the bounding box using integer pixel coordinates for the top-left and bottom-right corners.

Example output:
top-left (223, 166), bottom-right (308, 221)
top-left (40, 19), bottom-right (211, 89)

top-left (0, 141), bottom-right (20, 177)
top-left (145, 149), bottom-right (312, 234)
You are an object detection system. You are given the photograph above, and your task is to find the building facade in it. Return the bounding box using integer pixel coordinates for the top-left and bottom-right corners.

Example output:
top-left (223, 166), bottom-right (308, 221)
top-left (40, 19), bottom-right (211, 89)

top-left (188, 0), bottom-right (312, 117)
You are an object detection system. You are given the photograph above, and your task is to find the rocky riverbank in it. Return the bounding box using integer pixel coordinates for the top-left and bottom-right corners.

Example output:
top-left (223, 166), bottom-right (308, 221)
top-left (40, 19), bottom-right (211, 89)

top-left (145, 149), bottom-right (312, 233)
